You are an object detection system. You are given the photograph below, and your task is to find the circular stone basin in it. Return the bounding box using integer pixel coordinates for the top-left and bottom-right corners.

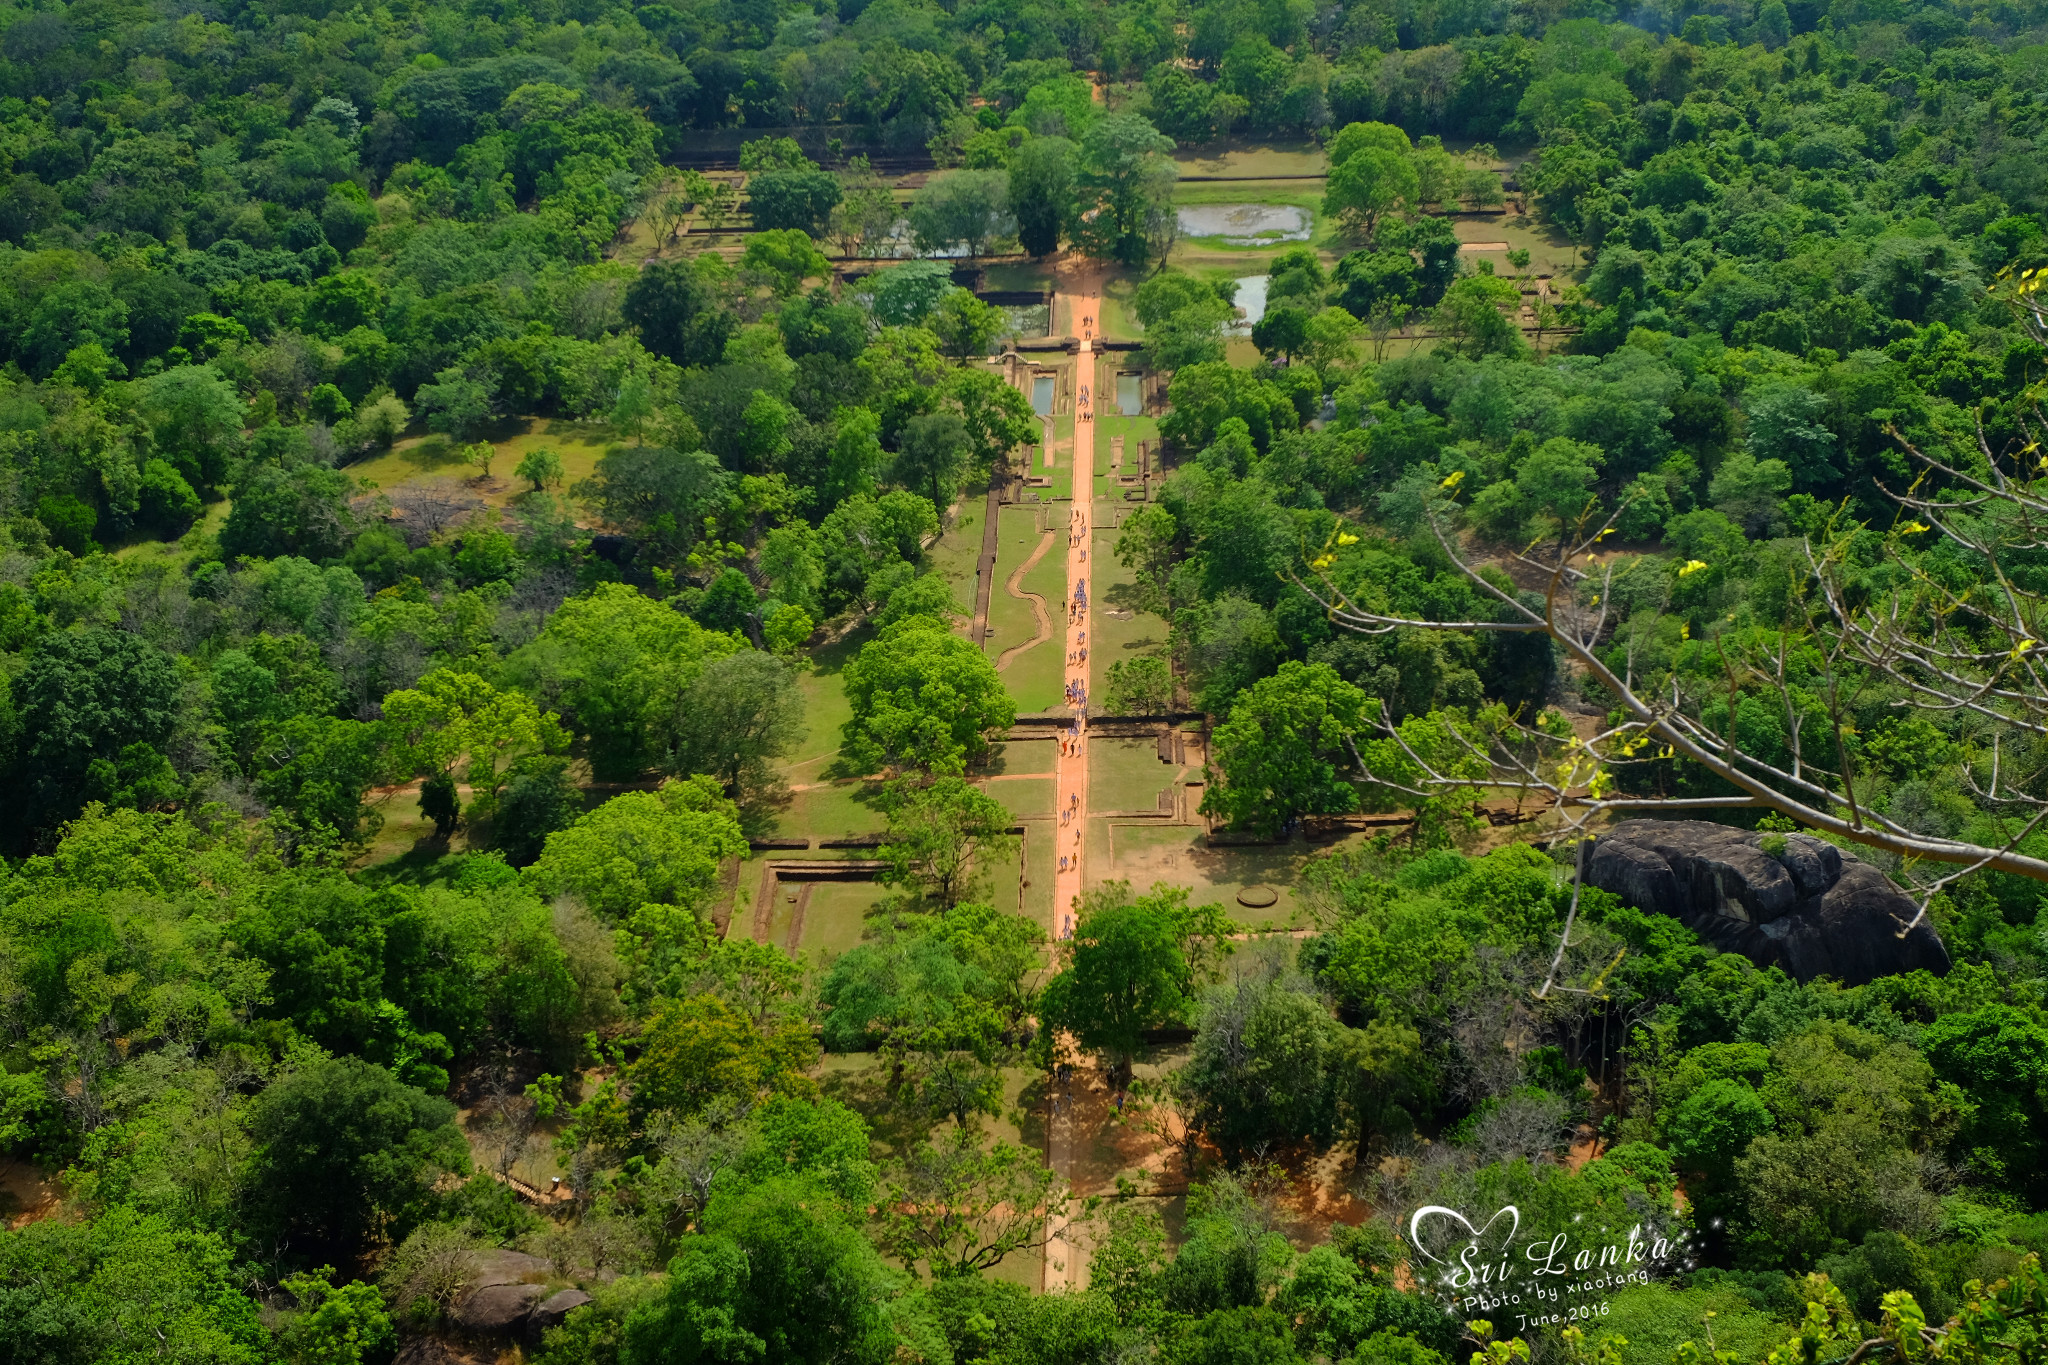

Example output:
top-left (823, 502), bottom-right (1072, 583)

top-left (1237, 885), bottom-right (1279, 909)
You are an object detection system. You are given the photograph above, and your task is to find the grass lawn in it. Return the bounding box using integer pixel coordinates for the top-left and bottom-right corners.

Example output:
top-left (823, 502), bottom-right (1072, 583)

top-left (1456, 212), bottom-right (1583, 282)
top-left (726, 857), bottom-right (774, 939)
top-left (987, 505), bottom-right (1056, 679)
top-left (928, 479), bottom-right (991, 621)
top-left (775, 779), bottom-right (885, 844)
top-left (1090, 516), bottom-right (1170, 702)
top-left (1089, 737), bottom-right (1175, 815)
top-left (1170, 181), bottom-right (1323, 207)
top-left (1172, 139), bottom-right (1327, 177)
top-left (778, 627), bottom-right (866, 789)
top-left (1023, 816), bottom-right (1059, 932)
top-left (344, 416), bottom-right (619, 513)
top-left (793, 880), bottom-right (892, 960)
top-left (1099, 277), bottom-right (1140, 341)
top-left (1093, 411), bottom-right (1160, 504)
top-left (1014, 520), bottom-right (1070, 714)
top-left (988, 775), bottom-right (1055, 821)
top-left (981, 736), bottom-right (1056, 776)
top-left (984, 262), bottom-right (1057, 293)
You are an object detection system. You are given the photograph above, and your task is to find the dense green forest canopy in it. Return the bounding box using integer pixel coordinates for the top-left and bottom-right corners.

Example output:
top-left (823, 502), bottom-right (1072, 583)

top-left (0, 0), bottom-right (2046, 1356)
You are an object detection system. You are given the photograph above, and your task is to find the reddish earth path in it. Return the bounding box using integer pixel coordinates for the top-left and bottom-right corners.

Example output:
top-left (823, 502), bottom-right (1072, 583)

top-left (1044, 285), bottom-right (1100, 1293)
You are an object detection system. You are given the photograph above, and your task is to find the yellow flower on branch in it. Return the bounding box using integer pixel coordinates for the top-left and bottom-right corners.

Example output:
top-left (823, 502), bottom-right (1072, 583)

top-left (1678, 560), bottom-right (1710, 578)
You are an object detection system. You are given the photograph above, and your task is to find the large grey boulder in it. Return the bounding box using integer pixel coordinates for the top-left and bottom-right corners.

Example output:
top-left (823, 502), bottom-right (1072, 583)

top-left (466, 1249), bottom-right (553, 1288)
top-left (451, 1282), bottom-right (548, 1335)
top-left (1584, 820), bottom-right (1950, 984)
top-left (528, 1288), bottom-right (595, 1339)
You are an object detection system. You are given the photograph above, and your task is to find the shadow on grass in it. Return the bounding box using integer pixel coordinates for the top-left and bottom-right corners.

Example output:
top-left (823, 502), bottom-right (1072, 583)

top-left (817, 1060), bottom-right (940, 1161)
top-left (355, 836), bottom-right (478, 889)
top-left (737, 777), bottom-right (797, 839)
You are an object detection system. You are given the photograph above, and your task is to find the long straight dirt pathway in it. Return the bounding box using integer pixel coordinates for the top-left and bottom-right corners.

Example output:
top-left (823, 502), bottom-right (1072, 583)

top-left (1044, 287), bottom-right (1100, 1293)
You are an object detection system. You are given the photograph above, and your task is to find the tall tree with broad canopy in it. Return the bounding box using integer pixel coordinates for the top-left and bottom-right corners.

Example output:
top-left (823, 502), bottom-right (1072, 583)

top-left (839, 618), bottom-right (1016, 776)
top-left (1037, 882), bottom-right (1234, 1087)
top-left (1202, 661), bottom-right (1374, 838)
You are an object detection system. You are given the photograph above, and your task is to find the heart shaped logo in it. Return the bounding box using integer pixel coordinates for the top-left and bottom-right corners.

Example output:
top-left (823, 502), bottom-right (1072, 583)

top-left (1407, 1204), bottom-right (1522, 1268)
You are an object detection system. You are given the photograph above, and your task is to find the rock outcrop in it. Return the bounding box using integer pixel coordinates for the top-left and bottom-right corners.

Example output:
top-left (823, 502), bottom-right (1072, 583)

top-left (528, 1288), bottom-right (595, 1338)
top-left (1584, 820), bottom-right (1950, 984)
top-left (452, 1283), bottom-right (549, 1334)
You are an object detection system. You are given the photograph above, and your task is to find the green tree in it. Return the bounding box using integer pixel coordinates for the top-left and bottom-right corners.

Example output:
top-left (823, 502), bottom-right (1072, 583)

top-left (1039, 883), bottom-right (1232, 1085)
top-left (947, 367), bottom-right (1037, 477)
top-left (876, 1127), bottom-right (1069, 1279)
top-left (830, 156), bottom-right (901, 257)
top-left (1075, 113), bottom-right (1177, 266)
top-left (1921, 1006), bottom-right (2048, 1199)
top-left (877, 775), bottom-right (1017, 907)
top-left (1176, 1306), bottom-right (1303, 1365)
top-left (932, 288), bottom-right (1007, 362)
top-left (576, 444), bottom-right (731, 562)
top-left (525, 776), bottom-right (748, 921)
top-left (741, 229), bottom-right (831, 298)
top-left (243, 1057), bottom-right (468, 1263)
top-left (1514, 436), bottom-right (1604, 532)
top-left (1009, 137), bottom-right (1077, 258)
top-left (516, 446), bottom-right (566, 492)
top-left (624, 256), bottom-right (739, 368)
top-left (419, 770), bottom-right (461, 839)
top-left (0, 1207), bottom-right (270, 1365)
top-left (381, 668), bottom-right (570, 820)
top-left (280, 1266), bottom-right (399, 1365)
top-left (1666, 1078), bottom-right (1775, 1185)
top-left (1201, 662), bottom-right (1371, 838)
top-left (1337, 1017), bottom-right (1434, 1149)
top-left (1181, 973), bottom-right (1346, 1160)
top-left (1251, 303), bottom-right (1311, 364)
top-left (868, 260), bottom-right (957, 326)
top-left (610, 372), bottom-right (655, 441)
top-left (1709, 449), bottom-right (1793, 538)
top-left (255, 715), bottom-right (390, 848)
top-left (747, 168), bottom-right (843, 235)
top-left (493, 755), bottom-right (585, 867)
top-left (1432, 275), bottom-right (1523, 357)
top-left (1107, 656), bottom-right (1175, 713)
top-left (629, 993), bottom-right (818, 1121)
top-left (839, 618), bottom-right (1016, 775)
top-left (910, 170), bottom-right (1012, 258)
top-left (1115, 503), bottom-right (1181, 615)
top-left (220, 460), bottom-right (355, 561)
top-left (1135, 271), bottom-right (1234, 371)
top-left (34, 494), bottom-right (97, 553)
top-left (667, 649), bottom-right (808, 801)
top-left (416, 363), bottom-right (500, 441)
top-left (623, 1178), bottom-right (911, 1365)
top-left (509, 583), bottom-right (741, 781)
top-left (13, 628), bottom-right (182, 839)
top-left (1325, 146), bottom-right (1419, 246)
top-left (893, 410), bottom-right (972, 511)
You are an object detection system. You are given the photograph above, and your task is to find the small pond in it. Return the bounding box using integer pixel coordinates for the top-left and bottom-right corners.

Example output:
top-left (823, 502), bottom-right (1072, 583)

top-left (1227, 275), bottom-right (1269, 335)
top-left (1116, 373), bottom-right (1142, 416)
top-left (1031, 375), bottom-right (1055, 416)
top-left (1177, 203), bottom-right (1312, 245)
top-left (1001, 302), bottom-right (1050, 338)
